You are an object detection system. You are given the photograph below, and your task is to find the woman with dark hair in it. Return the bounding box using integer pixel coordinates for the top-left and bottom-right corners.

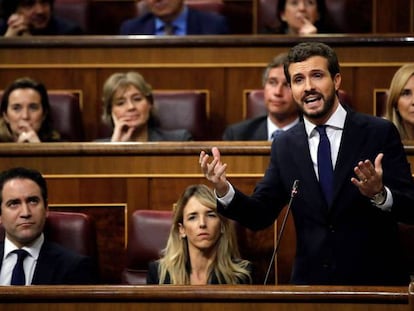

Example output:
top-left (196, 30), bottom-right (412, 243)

top-left (264, 0), bottom-right (326, 35)
top-left (0, 77), bottom-right (60, 142)
top-left (0, 0), bottom-right (82, 36)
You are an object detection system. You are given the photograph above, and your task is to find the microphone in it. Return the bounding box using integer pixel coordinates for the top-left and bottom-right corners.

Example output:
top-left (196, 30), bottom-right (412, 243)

top-left (263, 179), bottom-right (299, 285)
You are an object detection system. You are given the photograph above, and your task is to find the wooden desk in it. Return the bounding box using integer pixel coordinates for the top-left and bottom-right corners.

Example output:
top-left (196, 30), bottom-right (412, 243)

top-left (1, 35), bottom-right (414, 139)
top-left (0, 284), bottom-right (410, 311)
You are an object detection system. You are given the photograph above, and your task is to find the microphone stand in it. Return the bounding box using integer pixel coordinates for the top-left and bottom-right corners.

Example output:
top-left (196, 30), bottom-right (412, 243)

top-left (263, 180), bottom-right (299, 285)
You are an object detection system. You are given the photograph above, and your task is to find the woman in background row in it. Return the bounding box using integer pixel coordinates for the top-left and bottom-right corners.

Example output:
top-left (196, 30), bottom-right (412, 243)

top-left (0, 0), bottom-right (83, 37)
top-left (99, 71), bottom-right (192, 142)
top-left (147, 184), bottom-right (252, 284)
top-left (0, 77), bottom-right (60, 142)
top-left (386, 64), bottom-right (414, 141)
top-left (264, 0), bottom-right (325, 35)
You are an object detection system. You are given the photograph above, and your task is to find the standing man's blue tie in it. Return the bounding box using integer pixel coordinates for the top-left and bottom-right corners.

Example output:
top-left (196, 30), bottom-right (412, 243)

top-left (271, 129), bottom-right (283, 140)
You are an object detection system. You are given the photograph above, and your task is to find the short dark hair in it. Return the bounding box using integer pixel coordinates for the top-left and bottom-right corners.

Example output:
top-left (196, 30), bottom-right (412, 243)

top-left (1, 0), bottom-right (54, 19)
top-left (284, 42), bottom-right (340, 84)
top-left (0, 167), bottom-right (48, 209)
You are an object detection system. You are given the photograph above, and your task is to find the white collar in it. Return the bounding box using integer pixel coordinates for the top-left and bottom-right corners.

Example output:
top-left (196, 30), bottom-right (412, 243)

top-left (267, 116), bottom-right (300, 140)
top-left (4, 233), bottom-right (44, 260)
top-left (304, 103), bottom-right (347, 138)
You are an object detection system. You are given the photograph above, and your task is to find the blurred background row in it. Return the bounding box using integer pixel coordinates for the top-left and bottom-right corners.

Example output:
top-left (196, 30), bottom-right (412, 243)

top-left (0, 0), bottom-right (412, 35)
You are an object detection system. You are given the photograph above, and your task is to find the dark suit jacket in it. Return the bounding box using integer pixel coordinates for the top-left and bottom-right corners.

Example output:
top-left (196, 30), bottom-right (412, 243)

top-left (96, 127), bottom-right (192, 142)
top-left (219, 108), bottom-right (414, 285)
top-left (222, 116), bottom-right (268, 140)
top-left (0, 240), bottom-right (98, 285)
top-left (146, 260), bottom-right (252, 284)
top-left (120, 8), bottom-right (229, 35)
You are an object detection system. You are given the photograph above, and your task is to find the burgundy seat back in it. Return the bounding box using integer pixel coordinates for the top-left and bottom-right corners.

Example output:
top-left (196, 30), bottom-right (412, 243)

top-left (48, 92), bottom-right (84, 141)
top-left (122, 210), bottom-right (173, 284)
top-left (154, 90), bottom-right (209, 140)
top-left (0, 211), bottom-right (97, 259)
top-left (244, 89), bottom-right (352, 119)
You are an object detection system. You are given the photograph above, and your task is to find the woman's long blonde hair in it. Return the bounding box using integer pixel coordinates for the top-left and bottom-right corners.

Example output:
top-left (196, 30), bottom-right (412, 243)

top-left (158, 184), bottom-right (252, 284)
top-left (386, 64), bottom-right (414, 140)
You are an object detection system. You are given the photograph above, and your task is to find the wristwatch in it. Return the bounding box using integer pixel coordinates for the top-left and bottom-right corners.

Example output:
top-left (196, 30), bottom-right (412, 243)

top-left (371, 187), bottom-right (387, 205)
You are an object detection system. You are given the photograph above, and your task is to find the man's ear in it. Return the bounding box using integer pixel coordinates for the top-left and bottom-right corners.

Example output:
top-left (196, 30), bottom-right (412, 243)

top-left (334, 73), bottom-right (342, 91)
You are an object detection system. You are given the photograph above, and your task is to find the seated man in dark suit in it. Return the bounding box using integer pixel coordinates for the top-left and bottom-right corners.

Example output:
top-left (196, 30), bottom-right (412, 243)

top-left (0, 167), bottom-right (98, 285)
top-left (223, 53), bottom-right (300, 141)
top-left (120, 0), bottom-right (229, 35)
top-left (0, 0), bottom-right (83, 36)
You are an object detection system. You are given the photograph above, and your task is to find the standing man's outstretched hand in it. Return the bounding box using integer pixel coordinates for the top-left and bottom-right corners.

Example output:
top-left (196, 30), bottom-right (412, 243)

top-left (199, 147), bottom-right (229, 197)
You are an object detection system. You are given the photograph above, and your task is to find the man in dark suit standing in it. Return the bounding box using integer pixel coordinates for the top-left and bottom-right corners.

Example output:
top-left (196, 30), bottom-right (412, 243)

top-left (200, 42), bottom-right (414, 285)
top-left (0, 167), bottom-right (97, 285)
top-left (223, 53), bottom-right (300, 141)
top-left (120, 0), bottom-right (229, 35)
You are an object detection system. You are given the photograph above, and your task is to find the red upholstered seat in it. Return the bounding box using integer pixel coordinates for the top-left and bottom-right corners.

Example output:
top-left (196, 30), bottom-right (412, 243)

top-left (48, 91), bottom-right (84, 141)
top-left (122, 210), bottom-right (173, 284)
top-left (153, 90), bottom-right (209, 140)
top-left (0, 211), bottom-right (97, 259)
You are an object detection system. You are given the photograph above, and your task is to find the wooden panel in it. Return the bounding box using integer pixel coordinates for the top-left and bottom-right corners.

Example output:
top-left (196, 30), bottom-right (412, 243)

top-left (1, 36), bottom-right (414, 140)
top-left (373, 0), bottom-right (412, 33)
top-left (49, 203), bottom-right (126, 284)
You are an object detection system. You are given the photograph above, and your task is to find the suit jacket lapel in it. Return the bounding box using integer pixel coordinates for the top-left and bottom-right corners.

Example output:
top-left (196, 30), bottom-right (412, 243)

top-left (331, 110), bottom-right (367, 209)
top-left (289, 124), bottom-right (329, 217)
top-left (32, 241), bottom-right (56, 284)
top-left (253, 118), bottom-right (268, 140)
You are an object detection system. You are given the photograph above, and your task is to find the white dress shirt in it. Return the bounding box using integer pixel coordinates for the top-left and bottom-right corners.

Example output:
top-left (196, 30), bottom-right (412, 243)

top-left (0, 234), bottom-right (44, 285)
top-left (267, 117), bottom-right (300, 141)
